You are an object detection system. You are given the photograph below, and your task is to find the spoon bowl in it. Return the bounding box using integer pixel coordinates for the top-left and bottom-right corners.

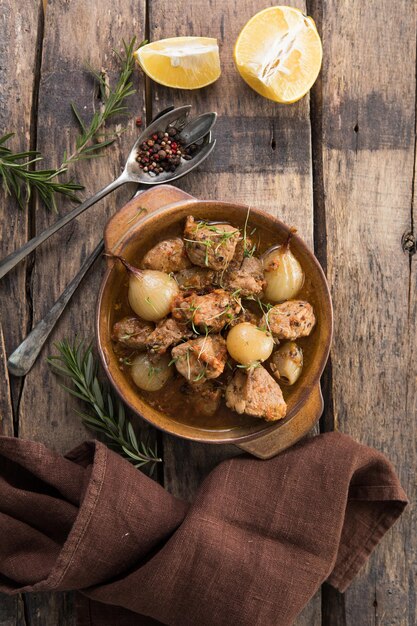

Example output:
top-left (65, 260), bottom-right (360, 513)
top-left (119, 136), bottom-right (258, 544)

top-left (124, 106), bottom-right (217, 184)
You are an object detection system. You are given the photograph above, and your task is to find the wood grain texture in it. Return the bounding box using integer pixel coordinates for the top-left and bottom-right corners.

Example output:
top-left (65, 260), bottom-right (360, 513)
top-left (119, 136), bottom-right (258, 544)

top-left (318, 1), bottom-right (416, 624)
top-left (0, 0), bottom-right (41, 418)
top-left (22, 593), bottom-right (76, 626)
top-left (0, 597), bottom-right (26, 626)
top-left (148, 1), bottom-right (319, 624)
top-left (18, 0), bottom-right (147, 452)
top-left (0, 325), bottom-right (13, 437)
top-left (0, 4), bottom-right (41, 621)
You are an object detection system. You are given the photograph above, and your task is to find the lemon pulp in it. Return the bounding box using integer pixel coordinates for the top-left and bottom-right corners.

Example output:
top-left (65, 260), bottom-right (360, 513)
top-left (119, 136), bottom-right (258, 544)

top-left (135, 37), bottom-right (221, 89)
top-left (234, 6), bottom-right (322, 103)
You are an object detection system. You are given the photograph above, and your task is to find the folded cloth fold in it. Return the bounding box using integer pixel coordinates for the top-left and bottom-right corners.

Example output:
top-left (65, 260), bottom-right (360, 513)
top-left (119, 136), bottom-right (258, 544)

top-left (0, 432), bottom-right (407, 626)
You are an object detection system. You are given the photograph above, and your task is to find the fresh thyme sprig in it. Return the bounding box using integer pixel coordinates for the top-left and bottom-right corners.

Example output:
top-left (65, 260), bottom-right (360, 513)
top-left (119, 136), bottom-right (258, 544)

top-left (0, 133), bottom-right (83, 211)
top-left (48, 339), bottom-right (161, 471)
top-left (242, 207), bottom-right (257, 258)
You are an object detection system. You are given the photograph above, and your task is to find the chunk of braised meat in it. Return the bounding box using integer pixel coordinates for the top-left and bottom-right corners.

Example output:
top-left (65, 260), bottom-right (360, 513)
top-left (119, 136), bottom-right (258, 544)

top-left (229, 235), bottom-right (254, 268)
top-left (182, 380), bottom-right (222, 417)
top-left (183, 216), bottom-right (241, 270)
top-left (225, 365), bottom-right (287, 421)
top-left (228, 307), bottom-right (260, 328)
top-left (175, 267), bottom-right (216, 290)
top-left (265, 300), bottom-right (316, 340)
top-left (146, 317), bottom-right (193, 355)
top-left (171, 335), bottom-right (227, 384)
top-left (111, 316), bottom-right (153, 349)
top-left (171, 288), bottom-right (241, 332)
top-left (220, 256), bottom-right (265, 297)
top-left (142, 237), bottom-right (192, 273)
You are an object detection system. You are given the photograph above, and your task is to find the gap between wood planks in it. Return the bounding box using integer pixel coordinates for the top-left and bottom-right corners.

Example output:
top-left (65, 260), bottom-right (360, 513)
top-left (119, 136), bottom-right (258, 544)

top-left (11, 0), bottom-right (46, 440)
top-left (306, 0), bottom-right (336, 438)
top-left (306, 1), bottom-right (340, 620)
top-left (22, 8), bottom-right (45, 623)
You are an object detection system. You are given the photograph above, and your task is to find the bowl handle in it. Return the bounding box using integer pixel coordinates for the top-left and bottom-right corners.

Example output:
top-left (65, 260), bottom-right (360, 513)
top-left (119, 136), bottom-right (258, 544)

top-left (104, 185), bottom-right (195, 255)
top-left (235, 384), bottom-right (324, 459)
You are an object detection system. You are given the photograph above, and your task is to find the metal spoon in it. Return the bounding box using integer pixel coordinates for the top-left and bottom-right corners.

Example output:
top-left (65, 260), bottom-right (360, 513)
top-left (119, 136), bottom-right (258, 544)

top-left (0, 105), bottom-right (216, 280)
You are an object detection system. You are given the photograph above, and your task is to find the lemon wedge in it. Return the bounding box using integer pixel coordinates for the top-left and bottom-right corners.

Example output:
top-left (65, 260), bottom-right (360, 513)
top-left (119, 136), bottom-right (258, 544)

top-left (135, 37), bottom-right (221, 89)
top-left (234, 6), bottom-right (322, 103)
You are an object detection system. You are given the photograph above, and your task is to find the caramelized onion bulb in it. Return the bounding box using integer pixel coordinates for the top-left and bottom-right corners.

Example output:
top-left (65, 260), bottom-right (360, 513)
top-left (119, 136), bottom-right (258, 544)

top-left (130, 353), bottom-right (173, 391)
top-left (226, 322), bottom-right (274, 366)
top-left (263, 242), bottom-right (304, 303)
top-left (114, 256), bottom-right (179, 321)
top-left (270, 342), bottom-right (303, 385)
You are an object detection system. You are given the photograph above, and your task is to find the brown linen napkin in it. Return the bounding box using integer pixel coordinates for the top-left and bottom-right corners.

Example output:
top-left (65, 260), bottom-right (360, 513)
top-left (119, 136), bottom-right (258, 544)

top-left (0, 432), bottom-right (407, 626)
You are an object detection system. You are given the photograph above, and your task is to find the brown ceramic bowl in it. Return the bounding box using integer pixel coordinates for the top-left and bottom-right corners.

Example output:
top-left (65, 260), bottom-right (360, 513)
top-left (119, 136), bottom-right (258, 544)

top-left (96, 186), bottom-right (332, 458)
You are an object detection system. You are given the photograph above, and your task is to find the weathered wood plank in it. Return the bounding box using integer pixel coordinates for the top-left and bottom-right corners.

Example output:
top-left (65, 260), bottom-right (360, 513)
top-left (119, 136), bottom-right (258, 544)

top-left (0, 3), bottom-right (42, 623)
top-left (0, 1), bottom-right (41, 417)
top-left (149, 2), bottom-right (320, 624)
top-left (0, 597), bottom-right (26, 626)
top-left (319, 1), bottom-right (416, 624)
top-left (22, 593), bottom-right (76, 626)
top-left (18, 0), bottom-right (147, 451)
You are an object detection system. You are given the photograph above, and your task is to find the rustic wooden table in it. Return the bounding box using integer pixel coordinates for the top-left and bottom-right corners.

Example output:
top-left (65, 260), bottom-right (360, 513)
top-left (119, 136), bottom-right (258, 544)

top-left (0, 1), bottom-right (415, 624)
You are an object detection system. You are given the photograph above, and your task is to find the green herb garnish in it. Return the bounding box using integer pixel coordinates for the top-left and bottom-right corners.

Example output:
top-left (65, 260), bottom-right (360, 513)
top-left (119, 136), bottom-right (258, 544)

top-left (242, 207), bottom-right (257, 257)
top-left (0, 133), bottom-right (83, 212)
top-left (48, 339), bottom-right (161, 471)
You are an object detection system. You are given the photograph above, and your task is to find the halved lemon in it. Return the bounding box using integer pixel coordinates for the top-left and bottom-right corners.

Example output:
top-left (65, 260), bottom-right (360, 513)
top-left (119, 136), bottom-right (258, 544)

top-left (135, 37), bottom-right (221, 89)
top-left (234, 6), bottom-right (322, 103)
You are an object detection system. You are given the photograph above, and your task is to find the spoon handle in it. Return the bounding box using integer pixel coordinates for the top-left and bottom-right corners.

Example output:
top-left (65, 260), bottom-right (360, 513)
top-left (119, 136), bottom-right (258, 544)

top-left (7, 240), bottom-right (104, 377)
top-left (0, 175), bottom-right (126, 281)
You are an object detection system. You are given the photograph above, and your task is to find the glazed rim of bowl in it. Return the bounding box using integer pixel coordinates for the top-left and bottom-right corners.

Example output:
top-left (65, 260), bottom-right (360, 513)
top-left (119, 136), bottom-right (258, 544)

top-left (96, 199), bottom-right (333, 444)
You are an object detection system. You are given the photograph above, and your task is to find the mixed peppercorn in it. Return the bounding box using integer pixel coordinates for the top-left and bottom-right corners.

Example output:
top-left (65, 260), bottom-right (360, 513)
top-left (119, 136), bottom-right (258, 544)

top-left (135, 126), bottom-right (198, 176)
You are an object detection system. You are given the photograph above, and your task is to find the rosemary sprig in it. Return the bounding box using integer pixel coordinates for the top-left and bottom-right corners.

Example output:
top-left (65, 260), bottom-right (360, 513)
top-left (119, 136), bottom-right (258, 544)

top-left (64, 38), bottom-right (144, 165)
top-left (1, 38), bottom-right (143, 211)
top-left (0, 133), bottom-right (83, 211)
top-left (48, 339), bottom-right (161, 471)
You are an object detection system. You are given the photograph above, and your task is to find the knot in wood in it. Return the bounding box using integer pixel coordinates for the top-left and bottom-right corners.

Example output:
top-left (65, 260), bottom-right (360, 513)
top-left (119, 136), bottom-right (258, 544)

top-left (401, 231), bottom-right (416, 255)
